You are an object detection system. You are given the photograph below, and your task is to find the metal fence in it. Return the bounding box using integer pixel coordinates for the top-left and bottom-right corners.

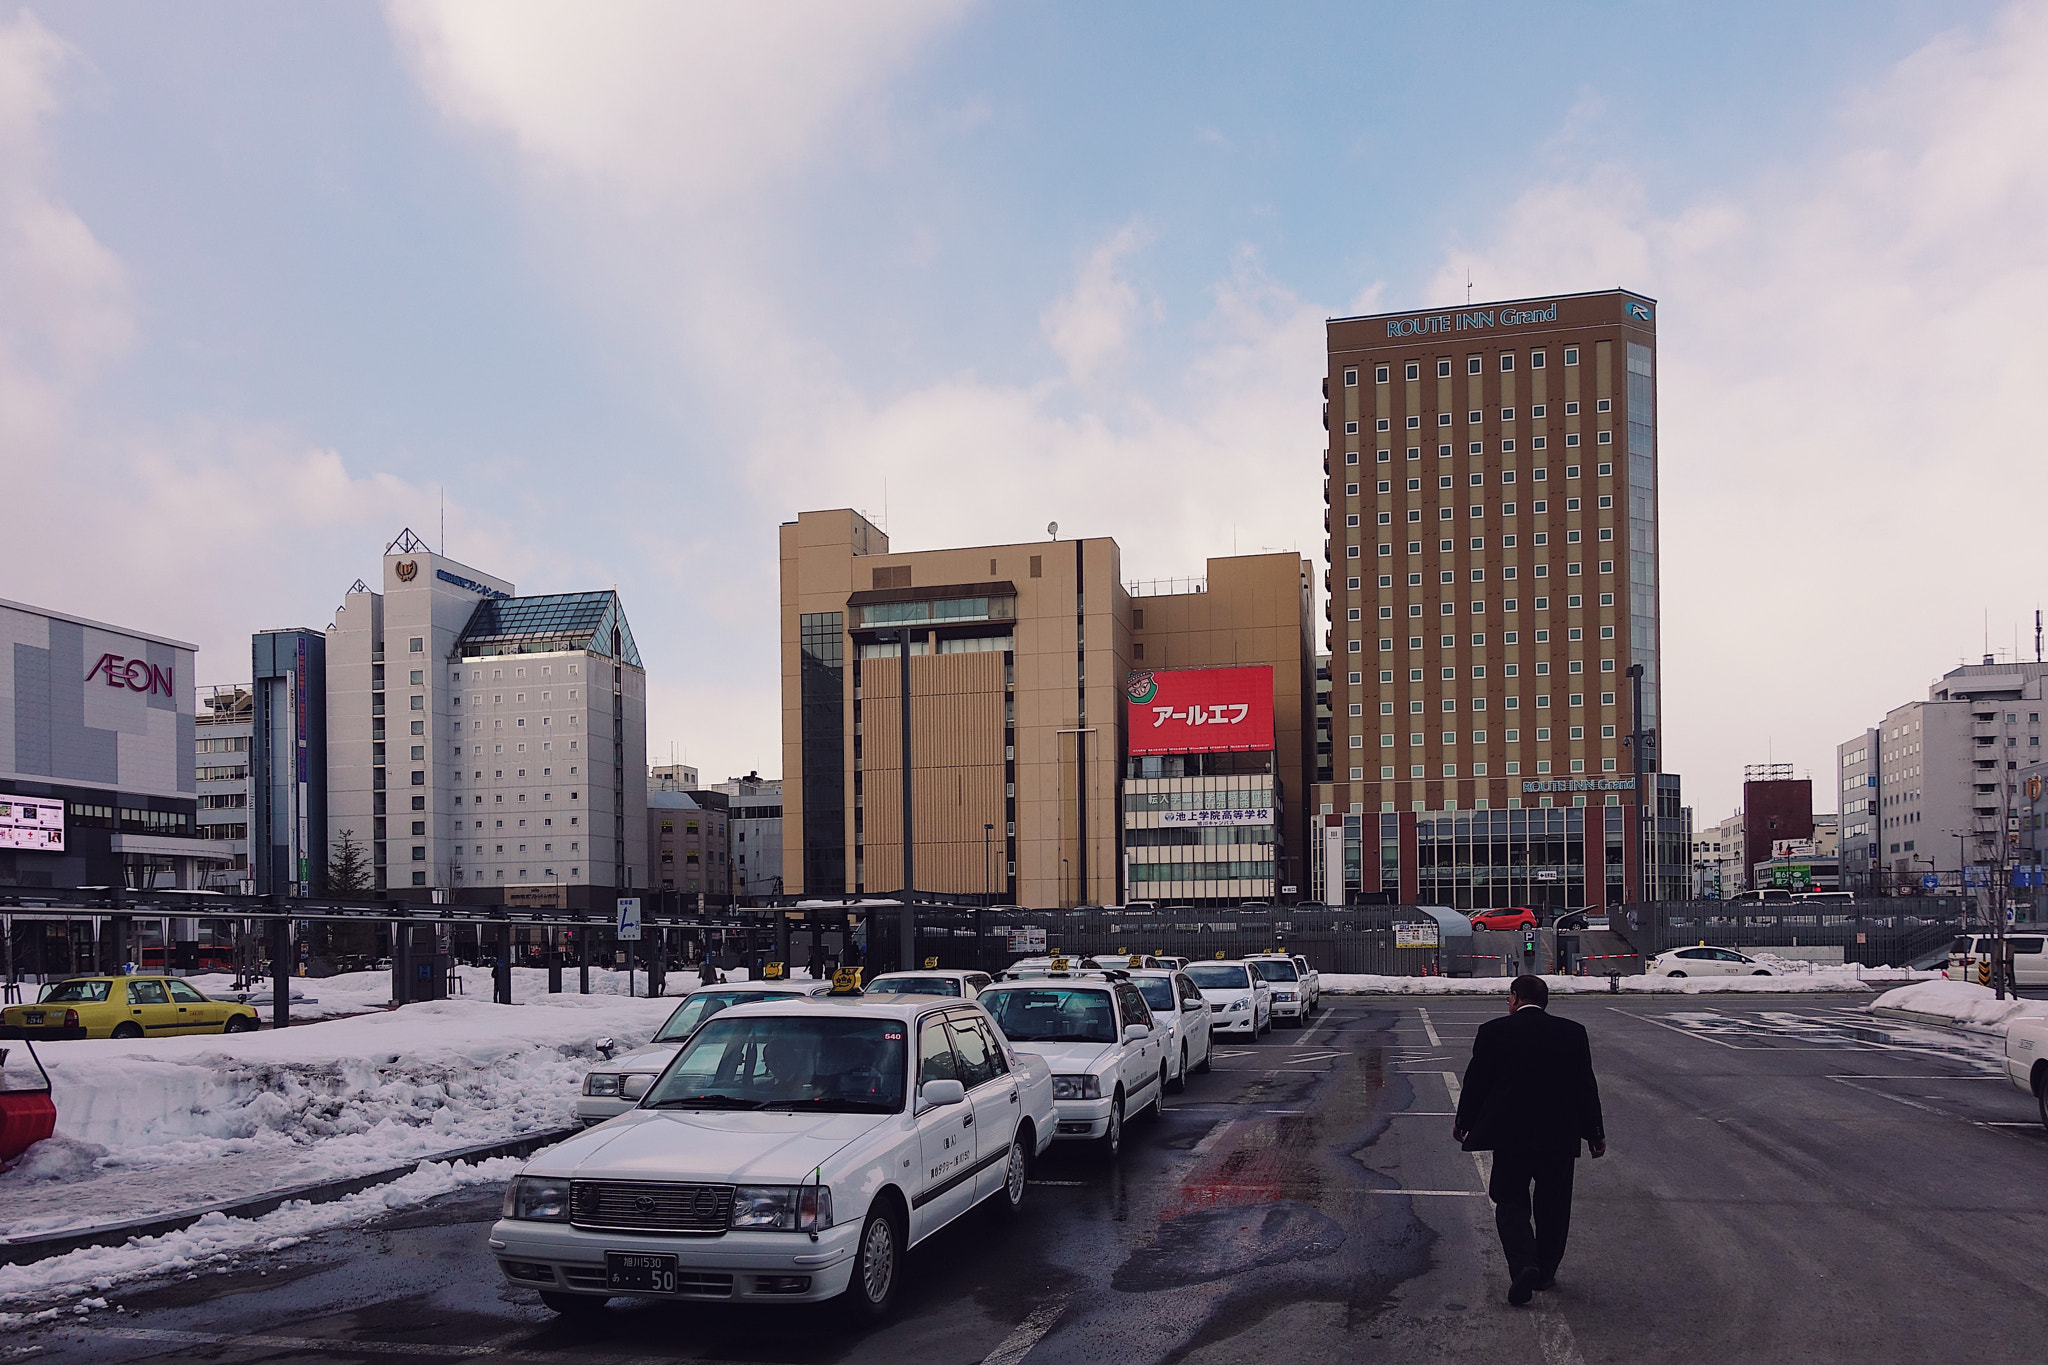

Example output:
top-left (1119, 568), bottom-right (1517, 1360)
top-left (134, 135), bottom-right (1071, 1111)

top-left (1614, 899), bottom-right (1966, 967)
top-left (902, 907), bottom-right (1438, 977)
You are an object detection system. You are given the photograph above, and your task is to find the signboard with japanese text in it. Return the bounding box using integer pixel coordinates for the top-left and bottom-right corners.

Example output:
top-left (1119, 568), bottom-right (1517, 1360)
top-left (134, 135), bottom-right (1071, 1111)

top-left (1126, 666), bottom-right (1276, 756)
top-left (1157, 806), bottom-right (1273, 827)
top-left (1006, 926), bottom-right (1047, 954)
top-left (615, 897), bottom-right (643, 941)
top-left (0, 796), bottom-right (65, 852)
top-left (1394, 921), bottom-right (1440, 949)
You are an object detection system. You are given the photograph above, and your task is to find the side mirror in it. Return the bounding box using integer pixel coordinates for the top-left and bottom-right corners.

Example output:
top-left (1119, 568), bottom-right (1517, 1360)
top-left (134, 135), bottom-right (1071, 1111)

top-left (921, 1079), bottom-right (966, 1107)
top-left (596, 1037), bottom-right (617, 1059)
top-left (1122, 1022), bottom-right (1152, 1042)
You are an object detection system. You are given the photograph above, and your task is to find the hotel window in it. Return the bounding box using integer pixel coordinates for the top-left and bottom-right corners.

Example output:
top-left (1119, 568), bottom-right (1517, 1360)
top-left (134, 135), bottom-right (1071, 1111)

top-left (1565, 497), bottom-right (1580, 511)
top-left (1531, 436), bottom-right (1546, 449)
top-left (1437, 359), bottom-right (1451, 377)
top-left (1409, 667), bottom-right (1423, 681)
top-left (1410, 604), bottom-right (1424, 617)
top-left (1598, 462), bottom-right (1612, 476)
top-left (1377, 480), bottom-right (1390, 493)
top-left (1469, 537), bottom-right (1483, 550)
top-left (1347, 513), bottom-right (1360, 526)
top-left (1348, 607), bottom-right (1363, 619)
top-left (1467, 356), bottom-right (1482, 375)
top-left (1565, 401), bottom-right (1579, 415)
top-left (1503, 535), bottom-right (1518, 548)
top-left (1501, 439), bottom-right (1515, 452)
top-left (1438, 413), bottom-right (1452, 427)
top-left (1380, 639), bottom-right (1394, 652)
top-left (1345, 421), bottom-right (1359, 434)
top-left (1376, 365), bottom-right (1391, 383)
top-left (1344, 368), bottom-right (1357, 386)
top-left (1408, 446), bottom-right (1421, 460)
top-left (1408, 509), bottom-right (1422, 522)
top-left (1505, 630), bottom-right (1519, 644)
top-left (1599, 592), bottom-right (1614, 606)
top-left (1439, 507), bottom-right (1453, 521)
top-left (1376, 418), bottom-right (1390, 431)
top-left (1468, 442), bottom-right (1482, 455)
top-left (1468, 410), bottom-right (1482, 424)
top-left (1376, 512), bottom-right (1391, 525)
top-left (1347, 482), bottom-right (1360, 495)
top-left (1407, 362), bottom-right (1420, 381)
top-left (1535, 629), bottom-right (1550, 642)
top-left (1531, 404), bottom-right (1546, 418)
top-left (1596, 398), bottom-right (1611, 412)
top-left (1565, 433), bottom-right (1580, 447)
top-left (1533, 532), bottom-right (1548, 545)
top-left (1501, 407), bottom-right (1515, 422)
top-left (1471, 568), bottom-right (1485, 581)
top-left (1564, 347), bottom-right (1578, 365)
top-left (1439, 444), bottom-right (1453, 457)
top-left (1533, 499), bottom-right (1547, 513)
top-left (1534, 596), bottom-right (1549, 609)
top-left (409, 637), bottom-right (424, 653)
top-left (1347, 451), bottom-right (1360, 464)
top-left (1408, 415), bottom-right (1422, 429)
top-left (1407, 572), bottom-right (1422, 585)
top-left (1379, 702), bottom-right (1394, 715)
top-left (1601, 659), bottom-right (1616, 672)
top-left (1438, 475), bottom-right (1452, 489)
top-left (1346, 545), bottom-right (1360, 558)
top-left (1566, 530), bottom-right (1581, 543)
top-left (1599, 560), bottom-right (1614, 574)
top-left (1602, 725), bottom-right (1617, 739)
top-left (1597, 430), bottom-right (1613, 444)
top-left (1408, 477), bottom-right (1422, 490)
top-left (1378, 606), bottom-right (1392, 619)
top-left (1379, 670), bottom-right (1393, 682)
top-left (1407, 541), bottom-right (1421, 553)
top-left (1598, 527), bottom-right (1614, 541)
top-left (1536, 728), bottom-right (1550, 741)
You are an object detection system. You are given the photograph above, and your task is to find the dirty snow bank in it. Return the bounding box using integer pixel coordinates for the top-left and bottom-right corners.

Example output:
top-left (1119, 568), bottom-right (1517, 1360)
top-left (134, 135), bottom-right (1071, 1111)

top-left (1870, 979), bottom-right (2048, 1035)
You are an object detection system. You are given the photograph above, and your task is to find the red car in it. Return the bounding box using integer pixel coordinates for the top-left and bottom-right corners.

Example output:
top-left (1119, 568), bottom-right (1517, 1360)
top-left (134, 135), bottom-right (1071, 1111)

top-left (1470, 907), bottom-right (1539, 931)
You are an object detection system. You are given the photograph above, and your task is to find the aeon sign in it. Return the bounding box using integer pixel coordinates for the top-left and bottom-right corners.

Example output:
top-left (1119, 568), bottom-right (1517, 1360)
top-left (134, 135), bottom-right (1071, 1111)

top-left (86, 653), bottom-right (174, 698)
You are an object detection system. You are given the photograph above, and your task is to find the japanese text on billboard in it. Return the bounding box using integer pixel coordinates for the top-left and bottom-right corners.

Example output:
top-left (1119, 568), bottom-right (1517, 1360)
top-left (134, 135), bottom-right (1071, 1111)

top-left (1125, 666), bottom-right (1276, 756)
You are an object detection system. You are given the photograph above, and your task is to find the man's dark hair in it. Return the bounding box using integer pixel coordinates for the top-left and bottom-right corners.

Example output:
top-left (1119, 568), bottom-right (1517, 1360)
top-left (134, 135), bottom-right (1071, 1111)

top-left (1509, 974), bottom-right (1549, 1008)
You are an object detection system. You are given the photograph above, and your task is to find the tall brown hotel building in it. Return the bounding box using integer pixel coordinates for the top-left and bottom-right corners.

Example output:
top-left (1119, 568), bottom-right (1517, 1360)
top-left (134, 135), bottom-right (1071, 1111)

top-left (1320, 289), bottom-right (1686, 910)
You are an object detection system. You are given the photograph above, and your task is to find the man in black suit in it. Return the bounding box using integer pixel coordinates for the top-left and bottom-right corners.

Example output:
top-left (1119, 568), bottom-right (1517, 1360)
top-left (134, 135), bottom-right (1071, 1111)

top-left (1452, 974), bottom-right (1606, 1306)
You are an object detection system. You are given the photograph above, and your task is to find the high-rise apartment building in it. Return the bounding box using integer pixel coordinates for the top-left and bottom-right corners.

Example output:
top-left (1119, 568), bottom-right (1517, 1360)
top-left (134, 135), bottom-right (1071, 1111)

top-left (250, 627), bottom-right (327, 899)
top-left (193, 684), bottom-right (253, 891)
top-left (326, 530), bottom-right (648, 907)
top-left (779, 511), bottom-right (1314, 907)
top-left (1319, 290), bottom-right (1682, 909)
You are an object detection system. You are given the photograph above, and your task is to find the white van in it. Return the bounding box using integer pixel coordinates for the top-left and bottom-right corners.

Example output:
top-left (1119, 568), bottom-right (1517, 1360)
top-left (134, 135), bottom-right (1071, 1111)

top-left (1947, 934), bottom-right (2048, 988)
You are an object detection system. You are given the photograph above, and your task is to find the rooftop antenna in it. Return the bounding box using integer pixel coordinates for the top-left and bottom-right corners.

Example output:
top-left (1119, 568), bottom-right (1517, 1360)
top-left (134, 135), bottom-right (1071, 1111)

top-left (1466, 269), bottom-right (1473, 304)
top-left (1047, 521), bottom-right (1059, 540)
top-left (439, 487), bottom-right (445, 557)
top-left (2036, 609), bottom-right (2042, 663)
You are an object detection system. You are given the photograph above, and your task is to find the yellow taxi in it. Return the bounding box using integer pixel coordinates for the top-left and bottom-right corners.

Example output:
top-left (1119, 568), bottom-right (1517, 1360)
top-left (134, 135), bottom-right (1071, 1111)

top-left (0, 975), bottom-right (260, 1040)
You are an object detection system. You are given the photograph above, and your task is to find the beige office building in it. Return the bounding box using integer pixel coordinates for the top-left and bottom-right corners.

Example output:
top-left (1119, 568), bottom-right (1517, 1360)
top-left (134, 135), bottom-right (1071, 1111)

top-left (779, 511), bottom-right (1314, 907)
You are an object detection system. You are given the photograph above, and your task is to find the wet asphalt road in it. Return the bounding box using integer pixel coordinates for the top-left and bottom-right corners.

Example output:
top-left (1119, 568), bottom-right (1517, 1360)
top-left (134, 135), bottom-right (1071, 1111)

top-left (9, 997), bottom-right (2048, 1365)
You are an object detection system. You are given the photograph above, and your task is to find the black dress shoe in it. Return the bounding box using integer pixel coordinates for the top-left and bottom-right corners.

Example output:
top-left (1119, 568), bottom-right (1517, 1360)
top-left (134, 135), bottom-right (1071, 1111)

top-left (1508, 1266), bottom-right (1543, 1306)
top-left (1534, 1274), bottom-right (1558, 1291)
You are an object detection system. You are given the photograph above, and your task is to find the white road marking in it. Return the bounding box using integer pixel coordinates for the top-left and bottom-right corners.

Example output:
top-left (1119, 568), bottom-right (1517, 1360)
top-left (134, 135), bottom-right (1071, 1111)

top-left (56, 1327), bottom-right (700, 1363)
top-left (1027, 1180), bottom-right (1087, 1186)
top-left (1418, 1006), bottom-right (1442, 1047)
top-left (981, 1299), bottom-right (1067, 1365)
top-left (1391, 1110), bottom-right (1456, 1116)
top-left (1367, 1188), bottom-right (1488, 1197)
top-left (1190, 1115), bottom-right (1241, 1158)
top-left (1442, 1071), bottom-right (1492, 1188)
top-left (1287, 1051), bottom-right (1346, 1063)
top-left (1535, 1310), bottom-right (1589, 1365)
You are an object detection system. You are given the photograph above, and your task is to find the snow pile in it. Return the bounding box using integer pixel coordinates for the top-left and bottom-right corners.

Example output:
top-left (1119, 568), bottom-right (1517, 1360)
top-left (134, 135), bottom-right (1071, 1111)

top-left (1322, 965), bottom-right (1930, 996)
top-left (183, 962), bottom-right (713, 1020)
top-left (0, 992), bottom-right (676, 1238)
top-left (0, 1154), bottom-right (524, 1315)
top-left (1870, 979), bottom-right (2048, 1035)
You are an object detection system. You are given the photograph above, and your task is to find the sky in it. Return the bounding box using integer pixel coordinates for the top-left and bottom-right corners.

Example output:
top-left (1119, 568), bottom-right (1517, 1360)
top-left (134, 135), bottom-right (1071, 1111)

top-left (5, 0), bottom-right (2048, 822)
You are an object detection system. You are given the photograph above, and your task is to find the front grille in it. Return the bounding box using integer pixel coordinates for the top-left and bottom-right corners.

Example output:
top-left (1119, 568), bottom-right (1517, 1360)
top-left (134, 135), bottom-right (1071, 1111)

top-left (562, 1268), bottom-right (608, 1289)
top-left (569, 1180), bottom-right (734, 1234)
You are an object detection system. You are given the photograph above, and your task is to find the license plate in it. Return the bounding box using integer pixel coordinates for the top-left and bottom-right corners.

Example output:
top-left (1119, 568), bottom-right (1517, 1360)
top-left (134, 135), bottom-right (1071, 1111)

top-left (605, 1252), bottom-right (679, 1294)
top-left (24, 1012), bottom-right (43, 1025)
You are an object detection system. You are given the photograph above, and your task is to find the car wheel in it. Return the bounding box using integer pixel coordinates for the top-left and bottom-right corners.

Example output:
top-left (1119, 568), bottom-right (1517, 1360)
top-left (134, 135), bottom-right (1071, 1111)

top-left (1153, 1062), bottom-right (1169, 1116)
top-left (1169, 1043), bottom-right (1188, 1094)
top-left (1666, 971), bottom-right (1686, 979)
top-left (538, 1291), bottom-right (608, 1316)
top-left (993, 1130), bottom-right (1030, 1219)
top-left (1751, 970), bottom-right (1771, 977)
top-left (223, 1015), bottom-right (255, 1034)
top-left (2037, 1074), bottom-right (2048, 1132)
top-left (842, 1200), bottom-right (904, 1321)
top-left (1097, 1094), bottom-right (1125, 1160)
top-left (1194, 1042), bottom-right (1212, 1075)
top-left (112, 1022), bottom-right (144, 1039)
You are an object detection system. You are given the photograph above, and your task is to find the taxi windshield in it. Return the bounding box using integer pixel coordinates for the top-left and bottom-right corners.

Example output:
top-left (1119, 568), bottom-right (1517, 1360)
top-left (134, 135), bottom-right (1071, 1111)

top-left (1133, 978), bottom-right (1177, 1012)
top-left (643, 1016), bottom-right (906, 1113)
top-left (653, 989), bottom-right (790, 1042)
top-left (1186, 963), bottom-right (1251, 990)
top-left (864, 976), bottom-right (962, 997)
top-left (979, 987), bottom-right (1116, 1043)
top-left (1250, 959), bottom-right (1300, 983)
top-left (40, 980), bottom-right (111, 1004)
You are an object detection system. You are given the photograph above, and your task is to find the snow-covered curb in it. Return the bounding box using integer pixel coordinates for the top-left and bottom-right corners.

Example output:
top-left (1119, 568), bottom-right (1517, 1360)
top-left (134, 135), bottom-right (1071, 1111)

top-left (0, 992), bottom-right (677, 1240)
top-left (0, 1155), bottom-right (521, 1318)
top-left (1869, 979), bottom-right (2048, 1037)
top-left (1324, 960), bottom-right (1936, 996)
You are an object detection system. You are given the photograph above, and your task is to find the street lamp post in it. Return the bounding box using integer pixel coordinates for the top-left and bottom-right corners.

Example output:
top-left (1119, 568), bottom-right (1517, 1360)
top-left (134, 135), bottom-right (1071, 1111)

top-left (984, 823), bottom-right (994, 906)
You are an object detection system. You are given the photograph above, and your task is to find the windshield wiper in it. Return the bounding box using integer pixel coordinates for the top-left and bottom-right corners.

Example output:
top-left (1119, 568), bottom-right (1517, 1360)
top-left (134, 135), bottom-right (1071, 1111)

top-left (760, 1098), bottom-right (900, 1113)
top-left (645, 1094), bottom-right (764, 1110)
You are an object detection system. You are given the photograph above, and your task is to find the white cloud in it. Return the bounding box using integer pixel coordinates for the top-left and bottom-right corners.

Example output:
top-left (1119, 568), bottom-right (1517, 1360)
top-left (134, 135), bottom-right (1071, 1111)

top-left (1425, 0), bottom-right (2048, 819)
top-left (0, 13), bottom-right (526, 682)
top-left (1041, 220), bottom-right (1150, 381)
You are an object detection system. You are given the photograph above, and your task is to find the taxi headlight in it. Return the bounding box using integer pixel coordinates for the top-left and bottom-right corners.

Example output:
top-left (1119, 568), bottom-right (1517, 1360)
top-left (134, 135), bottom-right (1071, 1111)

top-left (731, 1185), bottom-right (834, 1232)
top-left (1228, 997), bottom-right (1250, 1011)
top-left (584, 1073), bottom-right (621, 1097)
top-left (501, 1176), bottom-right (571, 1222)
top-left (1275, 991), bottom-right (1296, 1002)
top-left (1052, 1074), bottom-right (1102, 1100)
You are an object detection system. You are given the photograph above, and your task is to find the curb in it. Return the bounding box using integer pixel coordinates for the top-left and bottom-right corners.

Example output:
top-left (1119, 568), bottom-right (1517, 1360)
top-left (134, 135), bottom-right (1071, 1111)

top-left (0, 1125), bottom-right (580, 1267)
top-left (1869, 1005), bottom-right (2006, 1037)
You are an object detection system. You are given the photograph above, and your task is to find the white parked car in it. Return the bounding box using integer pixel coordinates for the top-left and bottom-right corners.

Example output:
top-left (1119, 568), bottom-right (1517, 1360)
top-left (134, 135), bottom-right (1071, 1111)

top-left (1184, 960), bottom-right (1272, 1037)
top-left (493, 996), bottom-right (1055, 1318)
top-left (1247, 954), bottom-right (1314, 1025)
top-left (575, 981), bottom-right (830, 1126)
top-left (2003, 1011), bottom-right (2048, 1129)
top-left (1646, 947), bottom-right (1773, 978)
top-left (1126, 968), bottom-right (1213, 1091)
top-left (861, 970), bottom-right (994, 1000)
top-left (1948, 934), bottom-right (2048, 988)
top-left (976, 976), bottom-right (1168, 1158)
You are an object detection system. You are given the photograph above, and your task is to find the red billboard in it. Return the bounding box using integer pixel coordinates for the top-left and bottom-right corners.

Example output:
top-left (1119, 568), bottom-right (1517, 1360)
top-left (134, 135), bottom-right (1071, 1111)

top-left (1125, 666), bottom-right (1275, 756)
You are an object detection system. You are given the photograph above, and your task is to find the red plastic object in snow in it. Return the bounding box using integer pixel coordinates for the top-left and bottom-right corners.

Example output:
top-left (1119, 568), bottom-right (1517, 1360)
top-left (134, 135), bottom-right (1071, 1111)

top-left (0, 1040), bottom-right (56, 1164)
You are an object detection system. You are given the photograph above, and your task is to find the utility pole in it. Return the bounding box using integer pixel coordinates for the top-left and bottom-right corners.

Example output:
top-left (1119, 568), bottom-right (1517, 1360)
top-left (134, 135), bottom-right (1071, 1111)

top-left (984, 823), bottom-right (994, 906)
top-left (897, 628), bottom-right (915, 974)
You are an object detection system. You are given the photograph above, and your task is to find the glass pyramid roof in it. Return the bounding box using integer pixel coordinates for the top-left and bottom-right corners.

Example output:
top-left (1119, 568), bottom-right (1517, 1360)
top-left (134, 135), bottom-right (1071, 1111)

top-left (453, 590), bottom-right (642, 666)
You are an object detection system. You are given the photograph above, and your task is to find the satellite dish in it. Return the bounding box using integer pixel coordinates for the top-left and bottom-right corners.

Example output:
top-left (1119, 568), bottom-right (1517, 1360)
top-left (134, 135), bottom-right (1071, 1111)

top-left (1047, 521), bottom-right (1059, 540)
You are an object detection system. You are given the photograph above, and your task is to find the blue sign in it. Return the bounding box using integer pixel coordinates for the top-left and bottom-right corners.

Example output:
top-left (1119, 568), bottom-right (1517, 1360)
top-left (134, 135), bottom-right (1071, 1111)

top-left (1921, 874), bottom-right (1940, 890)
top-left (1625, 300), bottom-right (1653, 321)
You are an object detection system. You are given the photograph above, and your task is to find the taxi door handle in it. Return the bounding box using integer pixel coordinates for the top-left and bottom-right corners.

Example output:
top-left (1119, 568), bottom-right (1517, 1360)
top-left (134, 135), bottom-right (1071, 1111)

top-left (1008, 1090), bottom-right (1018, 1104)
top-left (961, 1112), bottom-right (974, 1127)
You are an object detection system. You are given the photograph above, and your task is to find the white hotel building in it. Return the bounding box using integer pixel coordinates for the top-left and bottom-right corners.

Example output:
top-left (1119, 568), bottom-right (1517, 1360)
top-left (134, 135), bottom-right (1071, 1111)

top-left (326, 531), bottom-right (648, 907)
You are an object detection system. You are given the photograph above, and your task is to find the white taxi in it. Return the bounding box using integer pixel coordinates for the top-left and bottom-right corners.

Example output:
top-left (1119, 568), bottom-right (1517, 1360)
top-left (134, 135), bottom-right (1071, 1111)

top-left (1646, 946), bottom-right (1773, 978)
top-left (1184, 959), bottom-right (1272, 1037)
top-left (2004, 1010), bottom-right (2048, 1130)
top-left (860, 970), bottom-right (994, 1001)
top-left (976, 974), bottom-right (1167, 1158)
top-left (575, 980), bottom-right (830, 1126)
top-left (1246, 954), bottom-right (1311, 1027)
top-left (1126, 968), bottom-right (1212, 1091)
top-left (493, 996), bottom-right (1055, 1319)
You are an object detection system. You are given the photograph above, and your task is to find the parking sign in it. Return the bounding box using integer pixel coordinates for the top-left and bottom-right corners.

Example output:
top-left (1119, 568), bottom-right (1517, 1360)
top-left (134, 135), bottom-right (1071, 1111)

top-left (616, 897), bottom-right (642, 941)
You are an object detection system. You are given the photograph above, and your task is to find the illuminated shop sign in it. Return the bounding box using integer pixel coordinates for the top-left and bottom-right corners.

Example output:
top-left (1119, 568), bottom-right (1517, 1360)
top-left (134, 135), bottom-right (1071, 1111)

top-left (0, 795), bottom-right (65, 852)
top-left (85, 652), bottom-right (174, 697)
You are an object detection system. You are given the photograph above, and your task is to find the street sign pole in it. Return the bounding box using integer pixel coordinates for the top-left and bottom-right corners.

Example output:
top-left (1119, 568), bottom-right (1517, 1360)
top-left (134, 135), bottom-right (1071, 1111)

top-left (617, 897), bottom-right (642, 999)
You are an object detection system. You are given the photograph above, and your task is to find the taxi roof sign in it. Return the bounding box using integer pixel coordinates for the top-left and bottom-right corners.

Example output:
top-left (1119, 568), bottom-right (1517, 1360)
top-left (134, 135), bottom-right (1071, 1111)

top-left (829, 966), bottom-right (864, 995)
